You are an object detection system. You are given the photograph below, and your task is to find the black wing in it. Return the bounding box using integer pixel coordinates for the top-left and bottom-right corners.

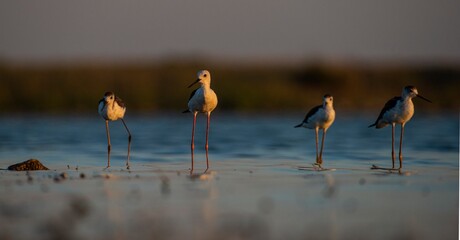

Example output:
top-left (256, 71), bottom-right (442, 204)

top-left (294, 105), bottom-right (322, 127)
top-left (182, 88), bottom-right (199, 113)
top-left (187, 88), bottom-right (199, 101)
top-left (115, 96), bottom-right (126, 108)
top-left (368, 96), bottom-right (400, 128)
top-left (303, 105), bottom-right (322, 123)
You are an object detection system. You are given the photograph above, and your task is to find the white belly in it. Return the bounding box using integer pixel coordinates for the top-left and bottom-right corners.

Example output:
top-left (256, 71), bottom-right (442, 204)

top-left (383, 100), bottom-right (414, 124)
top-left (99, 101), bottom-right (126, 121)
top-left (188, 88), bottom-right (218, 113)
top-left (303, 108), bottom-right (335, 130)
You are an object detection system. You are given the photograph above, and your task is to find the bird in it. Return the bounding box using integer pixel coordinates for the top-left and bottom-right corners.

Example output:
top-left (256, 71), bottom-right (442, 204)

top-left (295, 94), bottom-right (335, 169)
top-left (369, 85), bottom-right (431, 170)
top-left (183, 70), bottom-right (218, 174)
top-left (98, 92), bottom-right (132, 169)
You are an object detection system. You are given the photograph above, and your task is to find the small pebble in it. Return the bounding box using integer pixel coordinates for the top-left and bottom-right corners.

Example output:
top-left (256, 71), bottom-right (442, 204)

top-left (53, 176), bottom-right (61, 183)
top-left (60, 172), bottom-right (68, 179)
top-left (161, 176), bottom-right (171, 195)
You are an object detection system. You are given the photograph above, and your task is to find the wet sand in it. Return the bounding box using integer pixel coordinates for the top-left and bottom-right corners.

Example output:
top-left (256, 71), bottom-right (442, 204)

top-left (0, 160), bottom-right (458, 240)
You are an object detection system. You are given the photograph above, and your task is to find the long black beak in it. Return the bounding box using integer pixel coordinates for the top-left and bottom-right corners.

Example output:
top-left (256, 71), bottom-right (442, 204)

top-left (417, 94), bottom-right (432, 103)
top-left (188, 79), bottom-right (200, 88)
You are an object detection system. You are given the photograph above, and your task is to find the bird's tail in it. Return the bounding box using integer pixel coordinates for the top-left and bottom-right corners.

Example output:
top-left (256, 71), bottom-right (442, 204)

top-left (182, 109), bottom-right (190, 113)
top-left (294, 123), bottom-right (303, 128)
top-left (368, 123), bottom-right (376, 128)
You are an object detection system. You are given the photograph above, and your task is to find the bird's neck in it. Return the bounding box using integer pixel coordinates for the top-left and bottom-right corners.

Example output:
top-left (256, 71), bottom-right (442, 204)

top-left (200, 83), bottom-right (211, 90)
top-left (112, 100), bottom-right (120, 108)
top-left (323, 102), bottom-right (333, 109)
top-left (401, 95), bottom-right (413, 102)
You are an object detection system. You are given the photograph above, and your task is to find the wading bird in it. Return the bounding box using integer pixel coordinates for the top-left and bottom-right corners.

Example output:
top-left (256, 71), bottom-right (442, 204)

top-left (183, 70), bottom-right (218, 174)
top-left (295, 94), bottom-right (335, 169)
top-left (98, 92), bottom-right (132, 169)
top-left (369, 86), bottom-right (431, 171)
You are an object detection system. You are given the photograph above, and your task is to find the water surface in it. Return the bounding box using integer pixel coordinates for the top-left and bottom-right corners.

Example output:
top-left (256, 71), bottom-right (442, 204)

top-left (0, 112), bottom-right (457, 170)
top-left (0, 112), bottom-right (458, 239)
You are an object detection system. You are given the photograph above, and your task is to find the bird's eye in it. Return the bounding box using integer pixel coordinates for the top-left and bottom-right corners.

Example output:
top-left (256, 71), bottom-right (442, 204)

top-left (203, 74), bottom-right (207, 77)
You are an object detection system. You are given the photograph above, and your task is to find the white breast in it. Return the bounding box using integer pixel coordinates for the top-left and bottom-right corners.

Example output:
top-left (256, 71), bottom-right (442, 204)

top-left (99, 101), bottom-right (126, 121)
top-left (188, 87), bottom-right (218, 113)
top-left (303, 107), bottom-right (335, 130)
top-left (383, 99), bottom-right (414, 124)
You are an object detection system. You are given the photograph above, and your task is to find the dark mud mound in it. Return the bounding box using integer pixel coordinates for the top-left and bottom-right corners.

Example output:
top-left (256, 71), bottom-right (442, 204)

top-left (7, 159), bottom-right (49, 171)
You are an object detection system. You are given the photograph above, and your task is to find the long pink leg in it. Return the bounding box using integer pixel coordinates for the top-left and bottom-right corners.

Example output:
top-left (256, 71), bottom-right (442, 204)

top-left (314, 127), bottom-right (319, 163)
top-left (205, 112), bottom-right (211, 173)
top-left (190, 112), bottom-right (197, 174)
top-left (391, 123), bottom-right (395, 169)
top-left (399, 124), bottom-right (405, 170)
top-left (319, 129), bottom-right (326, 165)
top-left (105, 120), bottom-right (111, 169)
top-left (121, 119), bottom-right (132, 170)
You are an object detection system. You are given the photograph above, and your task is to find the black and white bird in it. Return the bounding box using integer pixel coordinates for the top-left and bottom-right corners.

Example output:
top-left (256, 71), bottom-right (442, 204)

top-left (183, 70), bottom-right (218, 174)
top-left (295, 94), bottom-right (335, 169)
top-left (369, 85), bottom-right (431, 170)
top-left (98, 92), bottom-right (132, 169)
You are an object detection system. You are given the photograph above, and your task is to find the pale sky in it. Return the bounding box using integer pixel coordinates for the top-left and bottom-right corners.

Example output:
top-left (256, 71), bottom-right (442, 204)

top-left (1, 0), bottom-right (460, 63)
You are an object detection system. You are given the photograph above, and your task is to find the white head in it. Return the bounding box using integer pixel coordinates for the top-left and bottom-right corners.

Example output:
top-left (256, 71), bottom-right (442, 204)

top-left (402, 86), bottom-right (418, 98)
top-left (402, 86), bottom-right (432, 102)
top-left (188, 70), bottom-right (211, 88)
top-left (103, 92), bottom-right (116, 104)
top-left (323, 94), bottom-right (334, 107)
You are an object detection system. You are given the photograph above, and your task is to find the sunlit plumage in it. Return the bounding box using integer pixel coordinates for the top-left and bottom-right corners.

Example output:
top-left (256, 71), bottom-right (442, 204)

top-left (295, 94), bottom-right (335, 169)
top-left (98, 92), bottom-right (132, 169)
top-left (369, 85), bottom-right (431, 170)
top-left (183, 70), bottom-right (218, 174)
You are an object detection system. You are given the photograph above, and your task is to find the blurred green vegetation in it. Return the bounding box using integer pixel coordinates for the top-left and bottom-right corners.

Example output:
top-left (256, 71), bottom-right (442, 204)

top-left (0, 60), bottom-right (458, 113)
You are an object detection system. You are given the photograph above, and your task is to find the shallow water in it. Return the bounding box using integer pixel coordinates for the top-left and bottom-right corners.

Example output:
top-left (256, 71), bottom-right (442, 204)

top-left (0, 112), bottom-right (458, 171)
top-left (0, 112), bottom-right (458, 239)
